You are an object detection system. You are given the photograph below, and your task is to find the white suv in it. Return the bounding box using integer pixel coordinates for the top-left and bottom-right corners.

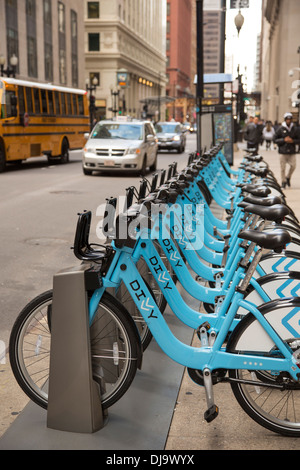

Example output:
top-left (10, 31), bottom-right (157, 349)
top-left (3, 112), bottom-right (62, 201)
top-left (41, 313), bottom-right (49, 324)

top-left (82, 118), bottom-right (158, 175)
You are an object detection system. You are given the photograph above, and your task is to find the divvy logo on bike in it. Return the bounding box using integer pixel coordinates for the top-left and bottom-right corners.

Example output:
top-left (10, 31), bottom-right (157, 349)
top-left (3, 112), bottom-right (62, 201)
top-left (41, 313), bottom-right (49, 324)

top-left (272, 257), bottom-right (298, 273)
top-left (276, 279), bottom-right (300, 298)
top-left (282, 308), bottom-right (300, 338)
top-left (96, 197), bottom-right (204, 250)
top-left (0, 341), bottom-right (6, 364)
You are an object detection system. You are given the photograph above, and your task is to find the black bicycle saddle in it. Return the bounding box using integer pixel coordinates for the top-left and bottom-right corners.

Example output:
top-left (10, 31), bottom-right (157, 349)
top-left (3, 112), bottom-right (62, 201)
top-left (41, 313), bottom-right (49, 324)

top-left (238, 228), bottom-right (291, 251)
top-left (241, 194), bottom-right (283, 206)
top-left (240, 184), bottom-right (271, 197)
top-left (242, 203), bottom-right (290, 223)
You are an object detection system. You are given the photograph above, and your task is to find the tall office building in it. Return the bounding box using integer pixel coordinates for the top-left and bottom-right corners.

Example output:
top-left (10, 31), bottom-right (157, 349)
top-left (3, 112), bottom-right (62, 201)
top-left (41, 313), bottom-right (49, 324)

top-left (202, 0), bottom-right (226, 103)
top-left (84, 0), bottom-right (167, 120)
top-left (0, 0), bottom-right (85, 88)
top-left (166, 0), bottom-right (193, 122)
top-left (260, 0), bottom-right (300, 122)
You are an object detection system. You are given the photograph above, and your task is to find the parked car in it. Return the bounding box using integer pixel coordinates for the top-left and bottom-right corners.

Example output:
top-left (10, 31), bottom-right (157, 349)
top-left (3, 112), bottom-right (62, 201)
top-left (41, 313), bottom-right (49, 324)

top-left (82, 118), bottom-right (158, 175)
top-left (154, 121), bottom-right (186, 153)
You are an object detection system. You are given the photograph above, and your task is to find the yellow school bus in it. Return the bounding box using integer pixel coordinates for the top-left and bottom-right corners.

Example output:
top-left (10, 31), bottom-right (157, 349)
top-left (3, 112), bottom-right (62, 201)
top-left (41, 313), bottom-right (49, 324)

top-left (0, 77), bottom-right (89, 172)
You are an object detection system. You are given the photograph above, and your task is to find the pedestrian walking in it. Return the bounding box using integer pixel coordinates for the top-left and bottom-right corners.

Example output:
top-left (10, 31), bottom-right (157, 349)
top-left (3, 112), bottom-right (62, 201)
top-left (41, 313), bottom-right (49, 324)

top-left (274, 112), bottom-right (300, 188)
top-left (244, 116), bottom-right (263, 153)
top-left (262, 121), bottom-right (275, 150)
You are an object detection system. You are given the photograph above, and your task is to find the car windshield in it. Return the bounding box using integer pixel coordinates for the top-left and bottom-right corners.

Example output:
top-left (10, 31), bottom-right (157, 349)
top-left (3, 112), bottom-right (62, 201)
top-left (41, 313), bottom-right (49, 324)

top-left (155, 123), bottom-right (180, 133)
top-left (91, 123), bottom-right (143, 140)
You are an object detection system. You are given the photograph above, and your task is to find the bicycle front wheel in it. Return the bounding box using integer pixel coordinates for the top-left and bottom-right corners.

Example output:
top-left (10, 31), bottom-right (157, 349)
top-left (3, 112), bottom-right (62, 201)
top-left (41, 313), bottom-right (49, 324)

top-left (9, 290), bottom-right (141, 410)
top-left (227, 298), bottom-right (300, 436)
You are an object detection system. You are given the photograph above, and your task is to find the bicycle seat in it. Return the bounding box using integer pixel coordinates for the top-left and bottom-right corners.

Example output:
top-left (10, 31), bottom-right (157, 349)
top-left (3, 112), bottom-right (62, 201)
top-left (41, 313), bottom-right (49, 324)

top-left (242, 203), bottom-right (290, 223)
top-left (245, 155), bottom-right (263, 163)
top-left (178, 172), bottom-right (194, 182)
top-left (241, 194), bottom-right (283, 206)
top-left (244, 166), bottom-right (269, 177)
top-left (238, 228), bottom-right (291, 251)
top-left (240, 184), bottom-right (271, 197)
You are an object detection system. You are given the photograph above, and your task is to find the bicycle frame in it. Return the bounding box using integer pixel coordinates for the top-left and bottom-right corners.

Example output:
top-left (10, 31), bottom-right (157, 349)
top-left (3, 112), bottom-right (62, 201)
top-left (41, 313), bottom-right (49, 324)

top-left (88, 241), bottom-right (300, 381)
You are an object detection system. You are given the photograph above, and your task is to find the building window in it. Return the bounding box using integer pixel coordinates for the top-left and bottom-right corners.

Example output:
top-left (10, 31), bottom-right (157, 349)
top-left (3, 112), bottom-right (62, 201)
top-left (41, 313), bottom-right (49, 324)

top-left (26, 0), bottom-right (35, 16)
top-left (27, 37), bottom-right (37, 77)
top-left (88, 33), bottom-right (100, 51)
top-left (59, 49), bottom-right (66, 85)
top-left (58, 2), bottom-right (66, 33)
top-left (44, 0), bottom-right (51, 25)
top-left (58, 2), bottom-right (66, 84)
top-left (44, 43), bottom-right (53, 82)
top-left (87, 2), bottom-right (99, 18)
top-left (43, 0), bottom-right (53, 81)
top-left (26, 0), bottom-right (37, 77)
top-left (167, 2), bottom-right (170, 16)
top-left (5, 0), bottom-right (19, 73)
top-left (71, 10), bottom-right (78, 87)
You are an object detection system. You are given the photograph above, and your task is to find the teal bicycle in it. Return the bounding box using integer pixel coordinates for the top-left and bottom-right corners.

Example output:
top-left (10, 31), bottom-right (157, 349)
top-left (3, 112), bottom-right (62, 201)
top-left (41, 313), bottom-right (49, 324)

top-left (9, 146), bottom-right (300, 437)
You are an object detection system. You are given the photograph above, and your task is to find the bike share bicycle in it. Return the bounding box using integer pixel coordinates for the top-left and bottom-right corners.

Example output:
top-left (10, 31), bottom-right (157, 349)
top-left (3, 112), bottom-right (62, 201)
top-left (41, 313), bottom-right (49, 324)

top-left (9, 143), bottom-right (300, 436)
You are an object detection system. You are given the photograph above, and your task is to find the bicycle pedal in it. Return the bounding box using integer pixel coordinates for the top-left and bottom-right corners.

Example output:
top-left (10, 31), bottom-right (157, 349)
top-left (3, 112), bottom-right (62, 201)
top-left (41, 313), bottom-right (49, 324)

top-left (204, 404), bottom-right (219, 423)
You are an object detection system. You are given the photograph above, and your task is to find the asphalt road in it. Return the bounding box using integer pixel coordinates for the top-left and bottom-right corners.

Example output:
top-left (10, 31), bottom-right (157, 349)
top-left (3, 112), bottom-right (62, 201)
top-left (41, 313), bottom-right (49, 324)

top-left (0, 132), bottom-right (197, 349)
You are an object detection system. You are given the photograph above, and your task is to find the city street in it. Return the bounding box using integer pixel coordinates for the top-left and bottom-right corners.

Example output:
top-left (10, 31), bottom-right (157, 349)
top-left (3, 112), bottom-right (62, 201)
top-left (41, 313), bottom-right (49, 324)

top-left (0, 132), bottom-right (196, 349)
top-left (2, 137), bottom-right (300, 450)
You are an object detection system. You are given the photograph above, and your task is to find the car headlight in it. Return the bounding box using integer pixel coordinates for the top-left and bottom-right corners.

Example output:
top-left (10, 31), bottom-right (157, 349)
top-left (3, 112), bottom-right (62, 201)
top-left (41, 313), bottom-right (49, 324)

top-left (172, 135), bottom-right (180, 141)
top-left (124, 148), bottom-right (141, 155)
top-left (84, 147), bottom-right (96, 154)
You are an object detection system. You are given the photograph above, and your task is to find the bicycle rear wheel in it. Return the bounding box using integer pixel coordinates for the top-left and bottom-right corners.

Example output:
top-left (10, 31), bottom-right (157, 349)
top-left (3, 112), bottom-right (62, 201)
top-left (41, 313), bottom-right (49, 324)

top-left (227, 298), bottom-right (300, 436)
top-left (9, 290), bottom-right (141, 410)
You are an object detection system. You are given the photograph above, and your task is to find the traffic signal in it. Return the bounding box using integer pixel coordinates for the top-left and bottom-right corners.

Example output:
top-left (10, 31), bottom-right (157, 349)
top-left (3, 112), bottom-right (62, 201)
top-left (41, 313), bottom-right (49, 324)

top-left (90, 95), bottom-right (96, 111)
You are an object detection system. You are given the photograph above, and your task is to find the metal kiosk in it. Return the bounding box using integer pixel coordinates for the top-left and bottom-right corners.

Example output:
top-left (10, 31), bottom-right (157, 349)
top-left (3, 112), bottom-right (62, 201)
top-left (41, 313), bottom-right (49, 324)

top-left (47, 212), bottom-right (108, 433)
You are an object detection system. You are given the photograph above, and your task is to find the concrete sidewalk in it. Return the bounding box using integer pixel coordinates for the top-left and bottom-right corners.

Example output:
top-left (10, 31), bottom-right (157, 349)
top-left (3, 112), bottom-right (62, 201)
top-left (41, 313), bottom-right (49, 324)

top-left (1, 142), bottom-right (300, 450)
top-left (165, 142), bottom-right (300, 451)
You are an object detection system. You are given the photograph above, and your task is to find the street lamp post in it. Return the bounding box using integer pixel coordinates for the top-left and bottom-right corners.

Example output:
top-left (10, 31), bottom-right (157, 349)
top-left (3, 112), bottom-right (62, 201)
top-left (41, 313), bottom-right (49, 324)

top-left (196, 0), bottom-right (204, 154)
top-left (0, 54), bottom-right (18, 78)
top-left (234, 10), bottom-right (244, 36)
top-left (110, 87), bottom-right (120, 118)
top-left (158, 72), bottom-right (161, 122)
top-left (86, 76), bottom-right (98, 132)
top-left (234, 9), bottom-right (245, 134)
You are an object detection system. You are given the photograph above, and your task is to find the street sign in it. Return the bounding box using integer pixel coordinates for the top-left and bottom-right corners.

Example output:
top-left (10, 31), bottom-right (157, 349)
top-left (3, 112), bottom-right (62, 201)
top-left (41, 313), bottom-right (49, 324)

top-left (117, 71), bottom-right (128, 88)
top-left (230, 0), bottom-right (249, 8)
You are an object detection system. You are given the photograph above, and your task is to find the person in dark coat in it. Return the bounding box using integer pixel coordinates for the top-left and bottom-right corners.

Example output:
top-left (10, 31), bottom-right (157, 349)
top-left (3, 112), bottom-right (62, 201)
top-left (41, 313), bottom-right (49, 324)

top-left (274, 112), bottom-right (300, 188)
top-left (244, 116), bottom-right (263, 153)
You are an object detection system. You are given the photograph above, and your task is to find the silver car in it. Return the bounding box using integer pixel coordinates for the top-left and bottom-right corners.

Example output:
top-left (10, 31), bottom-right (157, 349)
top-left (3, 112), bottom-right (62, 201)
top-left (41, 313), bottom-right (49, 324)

top-left (82, 119), bottom-right (158, 175)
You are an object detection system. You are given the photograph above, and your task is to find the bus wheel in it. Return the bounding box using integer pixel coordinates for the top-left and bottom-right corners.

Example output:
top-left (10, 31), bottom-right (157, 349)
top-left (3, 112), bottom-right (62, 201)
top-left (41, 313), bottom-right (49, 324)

top-left (0, 143), bottom-right (6, 173)
top-left (60, 139), bottom-right (69, 164)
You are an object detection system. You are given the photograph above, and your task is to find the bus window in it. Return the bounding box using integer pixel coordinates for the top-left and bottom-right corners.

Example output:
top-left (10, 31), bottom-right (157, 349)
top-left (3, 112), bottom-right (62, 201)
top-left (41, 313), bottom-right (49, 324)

top-left (5, 90), bottom-right (18, 118)
top-left (18, 87), bottom-right (25, 115)
top-left (48, 90), bottom-right (54, 115)
top-left (54, 91), bottom-right (60, 114)
top-left (41, 89), bottom-right (48, 113)
top-left (78, 94), bottom-right (84, 115)
top-left (25, 87), bottom-right (34, 114)
top-left (33, 88), bottom-right (40, 114)
top-left (60, 93), bottom-right (66, 115)
top-left (66, 93), bottom-right (72, 114)
top-left (72, 94), bottom-right (78, 115)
